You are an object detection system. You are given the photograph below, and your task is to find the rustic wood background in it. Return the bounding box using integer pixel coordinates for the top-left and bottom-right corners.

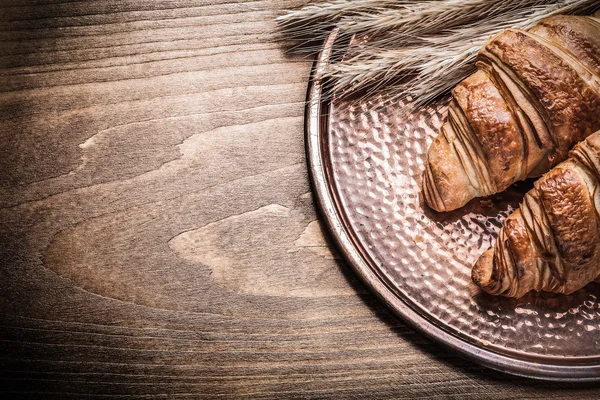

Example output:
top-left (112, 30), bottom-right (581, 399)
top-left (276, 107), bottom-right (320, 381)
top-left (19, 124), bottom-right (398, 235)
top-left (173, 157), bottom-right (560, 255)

top-left (0, 1), bottom-right (598, 398)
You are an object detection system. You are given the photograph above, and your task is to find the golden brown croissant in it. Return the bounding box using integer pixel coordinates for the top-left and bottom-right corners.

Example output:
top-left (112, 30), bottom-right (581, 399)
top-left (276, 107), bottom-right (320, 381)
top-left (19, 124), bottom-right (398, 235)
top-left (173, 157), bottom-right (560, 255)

top-left (472, 131), bottom-right (600, 298)
top-left (423, 13), bottom-right (600, 212)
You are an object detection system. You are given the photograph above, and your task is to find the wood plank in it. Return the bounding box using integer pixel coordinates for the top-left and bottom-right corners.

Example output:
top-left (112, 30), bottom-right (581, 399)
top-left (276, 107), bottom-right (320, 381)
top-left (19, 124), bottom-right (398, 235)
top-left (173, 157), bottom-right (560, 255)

top-left (0, 1), bottom-right (598, 398)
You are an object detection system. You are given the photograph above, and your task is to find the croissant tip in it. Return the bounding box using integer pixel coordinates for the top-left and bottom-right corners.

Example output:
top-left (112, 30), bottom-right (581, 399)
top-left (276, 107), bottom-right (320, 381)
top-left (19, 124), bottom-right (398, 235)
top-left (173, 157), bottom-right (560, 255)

top-left (472, 249), bottom-right (494, 290)
top-left (422, 162), bottom-right (450, 212)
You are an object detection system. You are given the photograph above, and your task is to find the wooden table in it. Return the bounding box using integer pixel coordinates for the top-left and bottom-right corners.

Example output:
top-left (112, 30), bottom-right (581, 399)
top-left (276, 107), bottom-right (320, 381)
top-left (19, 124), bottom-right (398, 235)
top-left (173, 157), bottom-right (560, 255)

top-left (0, 1), bottom-right (598, 398)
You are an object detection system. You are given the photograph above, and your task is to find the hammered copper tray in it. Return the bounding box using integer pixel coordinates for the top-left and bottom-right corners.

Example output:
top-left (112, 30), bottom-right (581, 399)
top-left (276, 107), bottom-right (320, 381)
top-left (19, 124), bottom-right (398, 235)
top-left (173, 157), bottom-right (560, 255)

top-left (306, 30), bottom-right (600, 381)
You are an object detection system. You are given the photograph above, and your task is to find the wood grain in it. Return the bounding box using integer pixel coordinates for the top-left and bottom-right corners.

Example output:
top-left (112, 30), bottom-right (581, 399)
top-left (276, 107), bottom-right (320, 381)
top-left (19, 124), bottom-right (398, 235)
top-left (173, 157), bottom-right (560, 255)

top-left (0, 1), bottom-right (598, 398)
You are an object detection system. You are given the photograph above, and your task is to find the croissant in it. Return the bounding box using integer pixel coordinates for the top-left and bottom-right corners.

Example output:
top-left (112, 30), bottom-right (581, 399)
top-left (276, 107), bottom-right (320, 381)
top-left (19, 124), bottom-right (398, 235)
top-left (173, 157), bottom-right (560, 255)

top-left (423, 13), bottom-right (600, 212)
top-left (472, 131), bottom-right (600, 298)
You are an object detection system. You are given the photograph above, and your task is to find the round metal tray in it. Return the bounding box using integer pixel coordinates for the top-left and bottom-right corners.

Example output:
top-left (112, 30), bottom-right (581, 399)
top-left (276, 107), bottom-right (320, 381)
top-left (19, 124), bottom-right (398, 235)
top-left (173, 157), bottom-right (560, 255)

top-left (305, 30), bottom-right (600, 381)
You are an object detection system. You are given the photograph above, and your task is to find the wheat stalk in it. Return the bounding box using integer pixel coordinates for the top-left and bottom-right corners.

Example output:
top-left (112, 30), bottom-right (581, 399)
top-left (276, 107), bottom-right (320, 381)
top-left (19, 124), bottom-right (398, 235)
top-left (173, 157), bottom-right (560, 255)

top-left (279, 0), bottom-right (600, 108)
top-left (276, 0), bottom-right (411, 30)
top-left (335, 0), bottom-right (547, 43)
top-left (276, 0), bottom-right (415, 52)
top-left (330, 0), bottom-right (599, 105)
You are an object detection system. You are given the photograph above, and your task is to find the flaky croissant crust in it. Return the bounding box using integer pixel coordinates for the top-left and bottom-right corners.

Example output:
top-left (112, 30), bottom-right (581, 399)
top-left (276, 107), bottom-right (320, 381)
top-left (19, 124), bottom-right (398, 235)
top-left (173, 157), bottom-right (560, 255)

top-left (472, 131), bottom-right (600, 298)
top-left (424, 13), bottom-right (600, 212)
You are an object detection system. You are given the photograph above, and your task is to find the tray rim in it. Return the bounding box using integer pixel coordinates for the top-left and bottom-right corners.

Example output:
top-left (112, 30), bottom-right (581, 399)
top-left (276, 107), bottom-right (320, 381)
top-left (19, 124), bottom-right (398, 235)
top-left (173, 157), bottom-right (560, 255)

top-left (304, 29), bottom-right (600, 382)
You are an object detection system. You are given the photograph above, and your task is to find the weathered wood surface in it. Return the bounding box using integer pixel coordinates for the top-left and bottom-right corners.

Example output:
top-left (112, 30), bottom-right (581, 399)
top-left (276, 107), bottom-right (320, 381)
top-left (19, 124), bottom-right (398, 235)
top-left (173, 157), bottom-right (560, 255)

top-left (0, 1), bottom-right (598, 398)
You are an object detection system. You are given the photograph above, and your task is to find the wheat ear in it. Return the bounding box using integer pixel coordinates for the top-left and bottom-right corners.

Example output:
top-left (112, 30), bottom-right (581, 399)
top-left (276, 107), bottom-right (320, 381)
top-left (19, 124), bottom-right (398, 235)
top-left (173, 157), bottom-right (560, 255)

top-left (322, 0), bottom-right (600, 106)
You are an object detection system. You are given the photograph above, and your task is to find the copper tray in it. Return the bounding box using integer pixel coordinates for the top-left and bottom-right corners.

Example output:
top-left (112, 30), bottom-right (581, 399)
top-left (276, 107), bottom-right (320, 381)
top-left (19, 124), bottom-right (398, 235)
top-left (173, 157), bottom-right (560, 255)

top-left (306, 30), bottom-right (600, 381)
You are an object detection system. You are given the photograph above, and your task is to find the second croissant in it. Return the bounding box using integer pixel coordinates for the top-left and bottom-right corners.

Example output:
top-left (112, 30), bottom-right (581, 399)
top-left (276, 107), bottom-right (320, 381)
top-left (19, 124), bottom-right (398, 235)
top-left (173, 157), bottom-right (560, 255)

top-left (472, 130), bottom-right (600, 298)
